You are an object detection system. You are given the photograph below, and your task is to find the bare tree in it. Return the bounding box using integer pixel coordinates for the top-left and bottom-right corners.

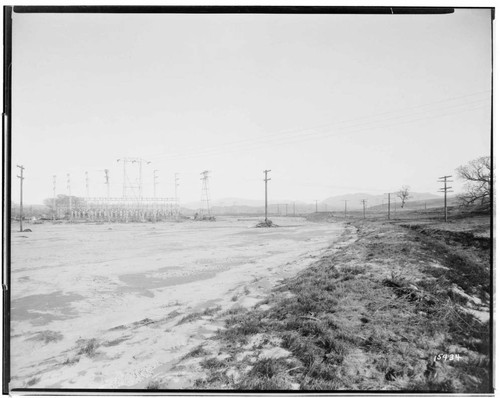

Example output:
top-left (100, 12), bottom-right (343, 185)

top-left (396, 185), bottom-right (411, 208)
top-left (456, 156), bottom-right (491, 206)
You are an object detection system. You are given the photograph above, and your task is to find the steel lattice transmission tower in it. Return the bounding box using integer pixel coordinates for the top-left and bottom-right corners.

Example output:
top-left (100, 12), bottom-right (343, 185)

top-left (200, 170), bottom-right (212, 217)
top-left (116, 157), bottom-right (151, 199)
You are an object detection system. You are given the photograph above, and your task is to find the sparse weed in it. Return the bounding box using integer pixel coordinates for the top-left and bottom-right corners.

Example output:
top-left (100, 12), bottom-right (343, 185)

top-left (200, 357), bottom-right (228, 370)
top-left (223, 306), bottom-right (247, 316)
top-left (166, 310), bottom-right (181, 320)
top-left (202, 305), bottom-right (222, 316)
top-left (26, 377), bottom-right (40, 387)
top-left (76, 338), bottom-right (100, 358)
top-left (183, 345), bottom-right (209, 359)
top-left (237, 358), bottom-right (294, 390)
top-left (177, 306), bottom-right (222, 325)
top-left (146, 380), bottom-right (161, 390)
top-left (62, 356), bottom-right (80, 366)
top-left (102, 336), bottom-right (129, 347)
top-left (177, 312), bottom-right (203, 325)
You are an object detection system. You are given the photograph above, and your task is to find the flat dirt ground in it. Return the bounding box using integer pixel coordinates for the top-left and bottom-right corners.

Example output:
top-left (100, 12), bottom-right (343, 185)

top-left (9, 216), bottom-right (347, 389)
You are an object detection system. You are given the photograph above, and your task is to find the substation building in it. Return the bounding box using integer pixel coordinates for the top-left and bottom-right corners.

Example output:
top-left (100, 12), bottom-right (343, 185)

top-left (56, 196), bottom-right (179, 222)
top-left (53, 157), bottom-right (180, 222)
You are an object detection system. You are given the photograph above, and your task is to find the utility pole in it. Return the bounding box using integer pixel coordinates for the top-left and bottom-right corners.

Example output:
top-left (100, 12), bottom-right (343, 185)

top-left (293, 202), bottom-right (296, 217)
top-left (361, 199), bottom-right (367, 219)
top-left (386, 193), bottom-right (391, 220)
top-left (85, 171), bottom-right (89, 198)
top-left (104, 169), bottom-right (110, 221)
top-left (153, 169), bottom-right (158, 198)
top-left (285, 203), bottom-right (288, 216)
top-left (175, 173), bottom-right (180, 219)
top-left (118, 158), bottom-right (128, 197)
top-left (343, 200), bottom-right (348, 218)
top-left (139, 161), bottom-right (143, 199)
top-left (104, 169), bottom-right (110, 198)
top-left (16, 165), bottom-right (24, 232)
top-left (264, 170), bottom-right (271, 222)
top-left (67, 173), bottom-right (72, 221)
top-left (85, 171), bottom-right (90, 213)
top-left (315, 200), bottom-right (318, 213)
top-left (52, 175), bottom-right (56, 221)
top-left (438, 175), bottom-right (453, 222)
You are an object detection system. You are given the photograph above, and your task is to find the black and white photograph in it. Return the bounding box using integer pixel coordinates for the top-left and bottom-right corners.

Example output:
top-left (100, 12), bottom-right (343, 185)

top-left (4, 5), bottom-right (493, 393)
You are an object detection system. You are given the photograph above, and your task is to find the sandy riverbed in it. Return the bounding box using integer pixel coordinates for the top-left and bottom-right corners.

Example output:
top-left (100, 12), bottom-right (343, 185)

top-left (10, 216), bottom-right (346, 389)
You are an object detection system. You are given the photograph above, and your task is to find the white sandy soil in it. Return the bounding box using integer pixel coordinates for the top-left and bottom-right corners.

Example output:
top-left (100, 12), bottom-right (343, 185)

top-left (10, 216), bottom-right (346, 389)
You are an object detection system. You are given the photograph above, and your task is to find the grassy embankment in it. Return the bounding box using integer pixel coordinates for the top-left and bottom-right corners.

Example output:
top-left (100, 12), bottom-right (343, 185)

top-left (175, 213), bottom-right (491, 392)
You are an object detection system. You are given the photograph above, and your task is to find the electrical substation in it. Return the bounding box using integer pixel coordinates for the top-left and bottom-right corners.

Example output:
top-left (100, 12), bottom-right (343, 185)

top-left (52, 157), bottom-right (180, 222)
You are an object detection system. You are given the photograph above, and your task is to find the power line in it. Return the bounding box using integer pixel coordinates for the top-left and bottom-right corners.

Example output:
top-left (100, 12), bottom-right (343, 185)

top-left (144, 92), bottom-right (490, 162)
top-left (132, 97), bottom-right (486, 167)
top-left (275, 203), bottom-right (289, 216)
top-left (148, 100), bottom-right (488, 163)
top-left (147, 91), bottom-right (490, 160)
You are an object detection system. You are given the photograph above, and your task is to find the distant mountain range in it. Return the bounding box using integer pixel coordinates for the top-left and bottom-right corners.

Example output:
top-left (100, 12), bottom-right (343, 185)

top-left (181, 192), bottom-right (444, 213)
top-left (183, 197), bottom-right (311, 209)
top-left (368, 197), bottom-right (457, 211)
top-left (182, 198), bottom-right (314, 215)
top-left (321, 192), bottom-right (441, 210)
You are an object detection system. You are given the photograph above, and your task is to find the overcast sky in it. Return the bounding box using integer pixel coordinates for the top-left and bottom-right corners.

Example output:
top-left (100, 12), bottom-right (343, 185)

top-left (11, 8), bottom-right (492, 205)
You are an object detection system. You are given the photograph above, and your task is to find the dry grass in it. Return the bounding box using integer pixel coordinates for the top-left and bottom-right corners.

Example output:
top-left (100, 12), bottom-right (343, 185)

top-left (146, 380), bottom-right (161, 390)
top-left (76, 338), bottom-right (100, 358)
top-left (177, 305), bottom-right (222, 325)
top-left (190, 216), bottom-right (491, 392)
